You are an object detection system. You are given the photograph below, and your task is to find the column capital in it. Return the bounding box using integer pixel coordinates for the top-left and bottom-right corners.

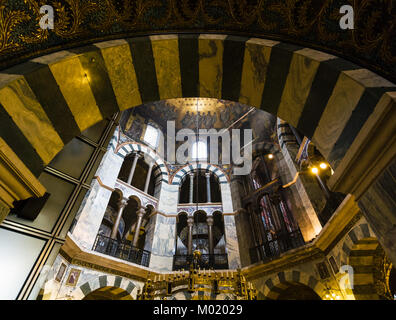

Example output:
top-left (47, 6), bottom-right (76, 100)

top-left (137, 207), bottom-right (146, 217)
top-left (133, 151), bottom-right (143, 159)
top-left (118, 198), bottom-right (128, 208)
top-left (188, 172), bottom-right (195, 177)
top-left (205, 172), bottom-right (212, 178)
top-left (187, 216), bottom-right (194, 226)
top-left (206, 216), bottom-right (214, 226)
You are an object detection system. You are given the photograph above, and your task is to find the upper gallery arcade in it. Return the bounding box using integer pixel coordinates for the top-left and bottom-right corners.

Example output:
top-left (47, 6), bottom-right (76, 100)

top-left (0, 1), bottom-right (394, 300)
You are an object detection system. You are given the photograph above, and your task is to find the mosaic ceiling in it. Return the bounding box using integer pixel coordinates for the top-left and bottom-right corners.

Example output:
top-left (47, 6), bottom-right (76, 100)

top-left (120, 98), bottom-right (277, 153)
top-left (131, 98), bottom-right (253, 130)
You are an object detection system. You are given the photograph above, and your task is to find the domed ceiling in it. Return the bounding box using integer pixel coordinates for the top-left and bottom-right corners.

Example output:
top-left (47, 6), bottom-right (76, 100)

top-left (121, 98), bottom-right (275, 132)
top-left (119, 98), bottom-right (278, 160)
top-left (122, 98), bottom-right (254, 131)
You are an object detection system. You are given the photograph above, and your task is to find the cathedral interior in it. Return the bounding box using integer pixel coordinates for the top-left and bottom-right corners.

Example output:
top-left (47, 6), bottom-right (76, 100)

top-left (0, 1), bottom-right (395, 301)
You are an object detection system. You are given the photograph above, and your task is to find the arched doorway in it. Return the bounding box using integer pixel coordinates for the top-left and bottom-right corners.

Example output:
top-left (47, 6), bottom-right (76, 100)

top-left (267, 281), bottom-right (322, 300)
top-left (82, 286), bottom-right (133, 300)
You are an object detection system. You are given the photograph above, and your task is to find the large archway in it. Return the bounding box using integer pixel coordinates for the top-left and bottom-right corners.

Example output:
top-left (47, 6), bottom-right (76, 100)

top-left (269, 282), bottom-right (322, 300)
top-left (256, 270), bottom-right (325, 300)
top-left (348, 237), bottom-right (394, 300)
top-left (0, 33), bottom-right (395, 266)
top-left (1, 34), bottom-right (394, 180)
top-left (82, 286), bottom-right (133, 300)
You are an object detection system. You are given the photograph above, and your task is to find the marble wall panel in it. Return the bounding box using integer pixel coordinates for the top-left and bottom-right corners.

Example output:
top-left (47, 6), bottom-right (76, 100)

top-left (223, 215), bottom-right (241, 269)
top-left (71, 133), bottom-right (124, 250)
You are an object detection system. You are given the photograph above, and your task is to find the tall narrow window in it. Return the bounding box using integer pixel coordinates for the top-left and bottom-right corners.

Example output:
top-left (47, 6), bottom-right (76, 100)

top-left (192, 141), bottom-right (207, 161)
top-left (143, 125), bottom-right (159, 147)
top-left (192, 141), bottom-right (208, 161)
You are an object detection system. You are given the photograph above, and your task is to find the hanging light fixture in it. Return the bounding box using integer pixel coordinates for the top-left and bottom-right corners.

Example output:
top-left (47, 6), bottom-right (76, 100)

top-left (319, 162), bottom-right (328, 169)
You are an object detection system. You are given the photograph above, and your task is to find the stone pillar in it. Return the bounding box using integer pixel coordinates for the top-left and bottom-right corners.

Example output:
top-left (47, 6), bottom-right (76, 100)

top-left (71, 129), bottom-right (125, 250)
top-left (223, 214), bottom-right (241, 269)
top-left (146, 182), bottom-right (178, 271)
top-left (207, 216), bottom-right (214, 255)
top-left (187, 216), bottom-right (194, 255)
top-left (358, 158), bottom-right (396, 266)
top-left (132, 207), bottom-right (146, 247)
top-left (144, 161), bottom-right (154, 194)
top-left (110, 198), bottom-right (128, 239)
top-left (127, 152), bottom-right (141, 185)
top-left (189, 173), bottom-right (194, 203)
top-left (205, 172), bottom-right (212, 203)
top-left (220, 181), bottom-right (241, 268)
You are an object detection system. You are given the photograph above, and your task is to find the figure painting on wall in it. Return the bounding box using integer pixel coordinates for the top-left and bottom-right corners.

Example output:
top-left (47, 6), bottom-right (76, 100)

top-left (55, 263), bottom-right (67, 282)
top-left (66, 268), bottom-right (81, 287)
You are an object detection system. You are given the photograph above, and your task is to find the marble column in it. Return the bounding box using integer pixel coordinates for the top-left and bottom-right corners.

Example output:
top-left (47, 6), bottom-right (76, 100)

top-left (189, 173), bottom-right (194, 203)
top-left (111, 198), bottom-right (128, 239)
top-left (220, 181), bottom-right (241, 268)
top-left (144, 161), bottom-right (154, 194)
top-left (146, 182), bottom-right (179, 271)
top-left (187, 216), bottom-right (194, 255)
top-left (207, 216), bottom-right (214, 255)
top-left (205, 172), bottom-right (212, 203)
top-left (132, 207), bottom-right (146, 247)
top-left (127, 152), bottom-right (141, 185)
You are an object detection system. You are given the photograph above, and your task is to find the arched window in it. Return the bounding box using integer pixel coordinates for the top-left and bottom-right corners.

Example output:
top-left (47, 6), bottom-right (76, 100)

top-left (192, 140), bottom-right (207, 161)
top-left (178, 170), bottom-right (221, 204)
top-left (143, 125), bottom-right (159, 148)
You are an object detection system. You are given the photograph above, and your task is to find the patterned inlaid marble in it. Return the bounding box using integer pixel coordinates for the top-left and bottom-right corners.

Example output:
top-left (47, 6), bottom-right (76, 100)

top-left (223, 215), bottom-right (241, 269)
top-left (71, 132), bottom-right (124, 250)
top-left (177, 204), bottom-right (223, 216)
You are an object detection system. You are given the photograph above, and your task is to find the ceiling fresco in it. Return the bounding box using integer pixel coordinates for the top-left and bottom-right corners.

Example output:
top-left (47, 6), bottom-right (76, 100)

top-left (120, 98), bottom-right (278, 162)
top-left (129, 98), bottom-right (253, 131)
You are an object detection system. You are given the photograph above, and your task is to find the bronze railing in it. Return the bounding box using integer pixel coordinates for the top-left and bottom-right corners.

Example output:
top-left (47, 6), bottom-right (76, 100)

top-left (93, 234), bottom-right (150, 267)
top-left (173, 254), bottom-right (228, 271)
top-left (249, 230), bottom-right (305, 264)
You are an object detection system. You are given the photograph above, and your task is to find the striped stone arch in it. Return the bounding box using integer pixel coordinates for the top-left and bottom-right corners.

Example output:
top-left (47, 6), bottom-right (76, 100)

top-left (73, 275), bottom-right (141, 300)
top-left (339, 222), bottom-right (376, 268)
top-left (115, 142), bottom-right (169, 184)
top-left (258, 270), bottom-right (326, 300)
top-left (170, 290), bottom-right (234, 300)
top-left (0, 33), bottom-right (394, 187)
top-left (171, 163), bottom-right (229, 185)
top-left (346, 237), bottom-right (384, 300)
